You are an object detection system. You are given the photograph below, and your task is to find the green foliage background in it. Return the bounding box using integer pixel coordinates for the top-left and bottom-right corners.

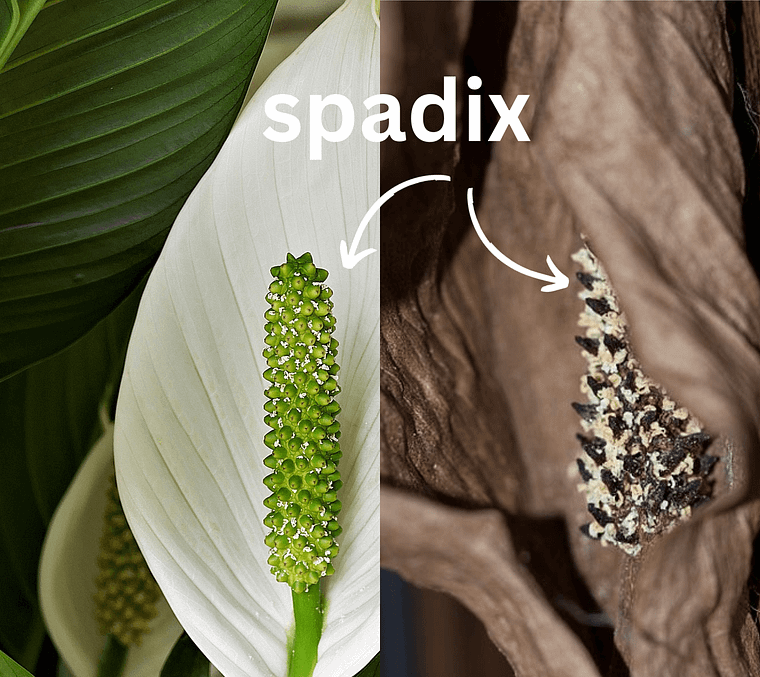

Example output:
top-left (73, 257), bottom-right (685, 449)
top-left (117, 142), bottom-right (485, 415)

top-left (0, 2), bottom-right (373, 676)
top-left (0, 0), bottom-right (278, 670)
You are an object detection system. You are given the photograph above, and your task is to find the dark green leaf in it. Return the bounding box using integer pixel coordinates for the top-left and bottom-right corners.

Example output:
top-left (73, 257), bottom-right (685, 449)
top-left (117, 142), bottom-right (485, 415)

top-left (0, 280), bottom-right (142, 666)
top-left (21, 276), bottom-right (145, 524)
top-left (160, 633), bottom-right (209, 677)
top-left (0, 375), bottom-right (46, 664)
top-left (0, 648), bottom-right (35, 677)
top-left (354, 653), bottom-right (380, 677)
top-left (0, 0), bottom-right (278, 380)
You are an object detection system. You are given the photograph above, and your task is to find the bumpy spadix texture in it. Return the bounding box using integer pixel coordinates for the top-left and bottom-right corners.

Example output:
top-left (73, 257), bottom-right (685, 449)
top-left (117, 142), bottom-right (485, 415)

top-left (94, 475), bottom-right (160, 646)
top-left (572, 245), bottom-right (717, 556)
top-left (262, 253), bottom-right (343, 592)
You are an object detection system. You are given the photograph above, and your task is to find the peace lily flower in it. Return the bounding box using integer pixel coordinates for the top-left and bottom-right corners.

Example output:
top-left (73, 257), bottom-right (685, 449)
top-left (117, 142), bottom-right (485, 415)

top-left (39, 422), bottom-right (184, 677)
top-left (113, 1), bottom-right (379, 676)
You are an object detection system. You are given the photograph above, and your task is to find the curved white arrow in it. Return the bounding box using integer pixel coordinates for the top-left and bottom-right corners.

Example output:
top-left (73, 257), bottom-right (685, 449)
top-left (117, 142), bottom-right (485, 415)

top-left (466, 187), bottom-right (569, 292)
top-left (340, 174), bottom-right (452, 269)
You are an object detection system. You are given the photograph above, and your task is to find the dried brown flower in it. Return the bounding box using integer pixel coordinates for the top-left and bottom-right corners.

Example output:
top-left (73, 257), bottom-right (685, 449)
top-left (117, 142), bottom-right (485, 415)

top-left (381, 2), bottom-right (760, 675)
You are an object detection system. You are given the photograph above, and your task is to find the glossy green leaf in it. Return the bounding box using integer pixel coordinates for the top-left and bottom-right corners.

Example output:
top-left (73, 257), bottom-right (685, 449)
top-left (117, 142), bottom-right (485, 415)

top-left (0, 281), bottom-right (143, 668)
top-left (0, 0), bottom-right (278, 381)
top-left (160, 634), bottom-right (209, 677)
top-left (0, 649), bottom-right (35, 677)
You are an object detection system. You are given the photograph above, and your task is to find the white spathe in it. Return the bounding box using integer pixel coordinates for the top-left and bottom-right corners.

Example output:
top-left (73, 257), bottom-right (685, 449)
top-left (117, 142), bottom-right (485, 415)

top-left (39, 423), bottom-right (184, 677)
top-left (113, 0), bottom-right (379, 676)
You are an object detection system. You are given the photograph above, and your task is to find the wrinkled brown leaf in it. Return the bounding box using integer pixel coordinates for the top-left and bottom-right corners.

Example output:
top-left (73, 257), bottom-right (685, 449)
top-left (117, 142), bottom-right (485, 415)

top-left (381, 2), bottom-right (760, 675)
top-left (382, 486), bottom-right (601, 677)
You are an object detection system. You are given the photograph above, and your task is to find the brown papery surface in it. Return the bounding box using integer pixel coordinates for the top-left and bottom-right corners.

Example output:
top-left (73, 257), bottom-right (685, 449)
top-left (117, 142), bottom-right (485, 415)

top-left (381, 2), bottom-right (760, 676)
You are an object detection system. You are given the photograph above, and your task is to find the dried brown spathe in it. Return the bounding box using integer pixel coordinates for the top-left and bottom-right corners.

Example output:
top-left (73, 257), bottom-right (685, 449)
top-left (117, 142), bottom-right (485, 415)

top-left (381, 2), bottom-right (760, 676)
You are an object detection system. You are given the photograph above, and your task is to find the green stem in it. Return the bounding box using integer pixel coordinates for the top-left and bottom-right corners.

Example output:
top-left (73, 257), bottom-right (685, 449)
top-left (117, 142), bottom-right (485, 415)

top-left (97, 634), bottom-right (128, 677)
top-left (0, 0), bottom-right (47, 72)
top-left (288, 584), bottom-right (324, 677)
